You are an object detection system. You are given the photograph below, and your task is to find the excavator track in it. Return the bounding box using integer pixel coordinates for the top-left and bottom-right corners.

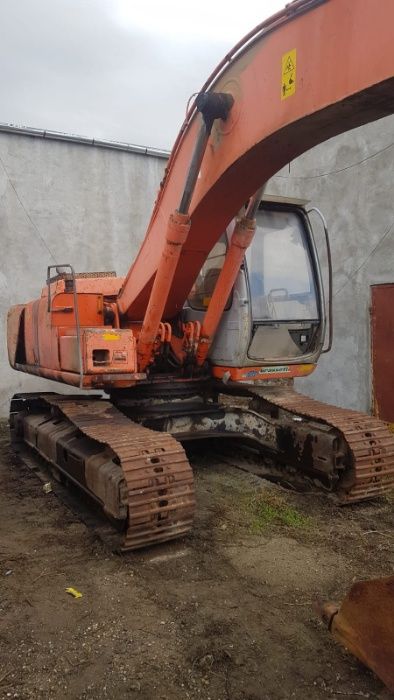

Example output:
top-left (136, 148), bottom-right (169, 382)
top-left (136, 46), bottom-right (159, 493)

top-left (10, 394), bottom-right (195, 551)
top-left (250, 386), bottom-right (394, 503)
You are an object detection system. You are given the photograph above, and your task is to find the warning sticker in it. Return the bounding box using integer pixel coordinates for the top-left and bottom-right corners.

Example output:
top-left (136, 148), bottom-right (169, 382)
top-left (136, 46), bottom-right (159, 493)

top-left (103, 332), bottom-right (121, 341)
top-left (281, 49), bottom-right (296, 100)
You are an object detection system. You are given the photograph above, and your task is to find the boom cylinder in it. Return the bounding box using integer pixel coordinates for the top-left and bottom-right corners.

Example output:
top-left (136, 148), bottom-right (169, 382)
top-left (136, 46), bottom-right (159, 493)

top-left (136, 92), bottom-right (234, 372)
top-left (196, 215), bottom-right (256, 366)
top-left (137, 211), bottom-right (191, 372)
top-left (195, 187), bottom-right (264, 366)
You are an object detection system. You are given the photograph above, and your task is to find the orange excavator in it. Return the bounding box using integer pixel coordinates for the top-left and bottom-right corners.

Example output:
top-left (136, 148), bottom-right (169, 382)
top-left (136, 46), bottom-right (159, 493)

top-left (7, 0), bottom-right (394, 546)
top-left (6, 0), bottom-right (394, 686)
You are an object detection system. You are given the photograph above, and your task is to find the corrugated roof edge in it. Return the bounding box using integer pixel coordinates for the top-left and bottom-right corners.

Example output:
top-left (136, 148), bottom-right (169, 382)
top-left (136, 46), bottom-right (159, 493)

top-left (0, 122), bottom-right (170, 159)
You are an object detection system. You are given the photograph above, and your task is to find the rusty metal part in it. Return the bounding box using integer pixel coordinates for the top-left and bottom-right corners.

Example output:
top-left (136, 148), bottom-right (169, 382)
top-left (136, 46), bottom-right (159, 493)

top-left (249, 386), bottom-right (394, 502)
top-left (47, 270), bottom-right (117, 286)
top-left (122, 398), bottom-right (343, 492)
top-left (11, 394), bottom-right (195, 551)
top-left (117, 384), bottom-right (393, 502)
top-left (318, 576), bottom-right (394, 692)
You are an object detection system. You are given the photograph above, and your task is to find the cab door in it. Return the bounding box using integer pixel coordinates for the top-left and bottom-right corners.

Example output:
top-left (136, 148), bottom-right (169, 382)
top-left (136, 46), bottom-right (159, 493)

top-left (245, 204), bottom-right (324, 363)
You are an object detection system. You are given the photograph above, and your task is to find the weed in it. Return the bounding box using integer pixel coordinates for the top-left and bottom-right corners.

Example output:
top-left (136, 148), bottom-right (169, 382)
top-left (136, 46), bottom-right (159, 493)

top-left (246, 490), bottom-right (311, 532)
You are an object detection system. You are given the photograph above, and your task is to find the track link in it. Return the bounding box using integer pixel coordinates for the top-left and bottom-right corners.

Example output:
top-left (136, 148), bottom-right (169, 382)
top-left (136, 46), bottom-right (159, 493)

top-left (11, 394), bottom-right (195, 551)
top-left (251, 387), bottom-right (394, 502)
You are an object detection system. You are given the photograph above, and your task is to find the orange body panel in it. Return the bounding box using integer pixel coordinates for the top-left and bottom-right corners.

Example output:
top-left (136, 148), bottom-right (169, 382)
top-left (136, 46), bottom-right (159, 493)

top-left (118, 0), bottom-right (394, 320)
top-left (23, 295), bottom-right (105, 370)
top-left (212, 363), bottom-right (316, 382)
top-left (8, 278), bottom-right (139, 387)
top-left (59, 329), bottom-right (137, 375)
top-left (51, 293), bottom-right (104, 327)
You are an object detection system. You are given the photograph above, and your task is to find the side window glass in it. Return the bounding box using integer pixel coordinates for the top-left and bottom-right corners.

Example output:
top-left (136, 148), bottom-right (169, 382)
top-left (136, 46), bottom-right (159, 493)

top-left (188, 234), bottom-right (231, 310)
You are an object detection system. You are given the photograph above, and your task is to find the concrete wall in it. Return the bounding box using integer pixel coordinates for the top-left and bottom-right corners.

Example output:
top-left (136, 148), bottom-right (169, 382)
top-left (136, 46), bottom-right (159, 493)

top-left (1, 116), bottom-right (393, 416)
top-left (269, 114), bottom-right (394, 413)
top-left (0, 132), bottom-right (166, 416)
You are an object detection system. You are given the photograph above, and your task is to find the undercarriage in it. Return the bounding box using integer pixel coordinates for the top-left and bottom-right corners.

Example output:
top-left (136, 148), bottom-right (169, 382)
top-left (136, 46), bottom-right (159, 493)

top-left (9, 384), bottom-right (394, 551)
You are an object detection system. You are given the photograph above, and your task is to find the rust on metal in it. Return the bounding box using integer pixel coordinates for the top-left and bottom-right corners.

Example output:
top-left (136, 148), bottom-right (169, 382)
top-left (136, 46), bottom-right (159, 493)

top-left (23, 395), bottom-right (195, 551)
top-left (251, 387), bottom-right (394, 502)
top-left (318, 576), bottom-right (394, 692)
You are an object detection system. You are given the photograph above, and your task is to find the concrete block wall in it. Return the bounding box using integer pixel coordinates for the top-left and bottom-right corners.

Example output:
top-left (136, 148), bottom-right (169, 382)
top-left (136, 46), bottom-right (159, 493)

top-left (0, 115), bottom-right (393, 416)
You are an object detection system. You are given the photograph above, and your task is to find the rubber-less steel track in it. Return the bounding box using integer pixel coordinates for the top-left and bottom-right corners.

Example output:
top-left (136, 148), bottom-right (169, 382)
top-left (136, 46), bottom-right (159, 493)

top-left (44, 396), bottom-right (195, 550)
top-left (252, 386), bottom-right (394, 502)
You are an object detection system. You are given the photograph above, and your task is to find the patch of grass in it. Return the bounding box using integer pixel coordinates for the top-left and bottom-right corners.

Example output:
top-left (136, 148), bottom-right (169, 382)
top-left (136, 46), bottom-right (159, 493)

top-left (246, 490), bottom-right (311, 532)
top-left (383, 489), bottom-right (394, 505)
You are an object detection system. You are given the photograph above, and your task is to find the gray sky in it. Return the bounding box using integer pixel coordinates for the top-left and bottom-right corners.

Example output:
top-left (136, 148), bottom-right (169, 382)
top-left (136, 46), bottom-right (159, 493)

top-left (1, 0), bottom-right (284, 150)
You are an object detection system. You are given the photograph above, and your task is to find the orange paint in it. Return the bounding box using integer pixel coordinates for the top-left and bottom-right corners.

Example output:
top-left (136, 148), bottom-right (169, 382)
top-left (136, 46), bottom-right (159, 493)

top-left (212, 364), bottom-right (316, 382)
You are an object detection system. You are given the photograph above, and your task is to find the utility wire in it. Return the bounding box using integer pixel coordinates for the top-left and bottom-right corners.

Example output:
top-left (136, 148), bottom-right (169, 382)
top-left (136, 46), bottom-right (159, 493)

top-left (273, 141), bottom-right (394, 180)
top-left (333, 220), bottom-right (394, 297)
top-left (0, 152), bottom-right (57, 263)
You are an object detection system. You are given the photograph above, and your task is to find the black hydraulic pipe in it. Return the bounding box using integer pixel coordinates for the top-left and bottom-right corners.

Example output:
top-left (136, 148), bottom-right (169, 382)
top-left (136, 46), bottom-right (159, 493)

top-left (245, 184), bottom-right (267, 219)
top-left (178, 92), bottom-right (234, 214)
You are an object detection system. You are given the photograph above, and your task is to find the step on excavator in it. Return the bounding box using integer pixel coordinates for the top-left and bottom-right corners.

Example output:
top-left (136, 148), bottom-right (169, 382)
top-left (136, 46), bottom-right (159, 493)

top-left (6, 0), bottom-right (394, 687)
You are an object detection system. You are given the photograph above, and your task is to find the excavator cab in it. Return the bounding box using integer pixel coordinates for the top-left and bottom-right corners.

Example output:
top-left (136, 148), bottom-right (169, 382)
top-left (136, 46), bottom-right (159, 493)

top-left (185, 196), bottom-right (330, 378)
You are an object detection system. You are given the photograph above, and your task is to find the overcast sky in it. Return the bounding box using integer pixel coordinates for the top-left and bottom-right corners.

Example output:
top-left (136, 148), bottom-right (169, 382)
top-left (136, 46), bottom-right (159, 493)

top-left (1, 0), bottom-right (285, 150)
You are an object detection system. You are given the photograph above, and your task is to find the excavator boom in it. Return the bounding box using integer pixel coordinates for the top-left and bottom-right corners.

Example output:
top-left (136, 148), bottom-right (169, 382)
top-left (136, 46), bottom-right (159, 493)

top-left (117, 0), bottom-right (394, 321)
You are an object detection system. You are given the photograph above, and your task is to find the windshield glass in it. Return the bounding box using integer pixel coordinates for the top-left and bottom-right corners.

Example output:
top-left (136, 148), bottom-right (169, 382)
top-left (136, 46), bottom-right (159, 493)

top-left (245, 209), bottom-right (319, 321)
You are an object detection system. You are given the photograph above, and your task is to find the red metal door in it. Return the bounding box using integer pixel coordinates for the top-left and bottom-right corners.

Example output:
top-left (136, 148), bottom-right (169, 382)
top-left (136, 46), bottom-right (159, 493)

top-left (371, 284), bottom-right (394, 425)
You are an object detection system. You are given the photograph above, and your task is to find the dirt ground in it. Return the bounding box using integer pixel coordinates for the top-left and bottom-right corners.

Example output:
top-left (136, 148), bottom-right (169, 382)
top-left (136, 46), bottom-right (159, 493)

top-left (1, 420), bottom-right (393, 700)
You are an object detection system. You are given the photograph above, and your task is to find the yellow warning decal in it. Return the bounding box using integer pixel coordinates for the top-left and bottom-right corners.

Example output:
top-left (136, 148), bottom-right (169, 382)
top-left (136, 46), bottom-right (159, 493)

top-left (103, 332), bottom-right (121, 341)
top-left (281, 49), bottom-right (296, 100)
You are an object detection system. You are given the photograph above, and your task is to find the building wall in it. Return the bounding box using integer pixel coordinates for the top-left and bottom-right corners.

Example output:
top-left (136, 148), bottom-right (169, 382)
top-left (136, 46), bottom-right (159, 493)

top-left (0, 116), bottom-right (393, 416)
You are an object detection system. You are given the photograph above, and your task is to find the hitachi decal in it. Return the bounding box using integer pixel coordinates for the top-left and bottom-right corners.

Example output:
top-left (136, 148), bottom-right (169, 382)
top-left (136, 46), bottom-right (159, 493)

top-left (258, 366), bottom-right (290, 375)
